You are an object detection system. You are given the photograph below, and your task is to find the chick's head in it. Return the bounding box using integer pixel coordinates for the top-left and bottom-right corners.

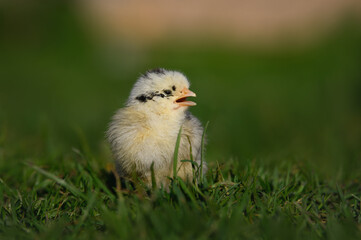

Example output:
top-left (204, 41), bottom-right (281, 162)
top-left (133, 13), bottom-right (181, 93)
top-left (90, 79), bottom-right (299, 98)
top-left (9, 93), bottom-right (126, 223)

top-left (127, 68), bottom-right (197, 115)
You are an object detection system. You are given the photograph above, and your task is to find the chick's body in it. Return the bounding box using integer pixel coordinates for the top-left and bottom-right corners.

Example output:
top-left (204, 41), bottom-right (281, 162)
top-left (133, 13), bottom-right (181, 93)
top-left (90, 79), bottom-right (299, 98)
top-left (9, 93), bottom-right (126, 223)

top-left (107, 69), bottom-right (206, 187)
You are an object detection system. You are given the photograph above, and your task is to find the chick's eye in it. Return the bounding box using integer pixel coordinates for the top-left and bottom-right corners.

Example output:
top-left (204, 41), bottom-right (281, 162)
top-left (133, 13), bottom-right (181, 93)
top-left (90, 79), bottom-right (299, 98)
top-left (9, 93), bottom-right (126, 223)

top-left (163, 89), bottom-right (172, 95)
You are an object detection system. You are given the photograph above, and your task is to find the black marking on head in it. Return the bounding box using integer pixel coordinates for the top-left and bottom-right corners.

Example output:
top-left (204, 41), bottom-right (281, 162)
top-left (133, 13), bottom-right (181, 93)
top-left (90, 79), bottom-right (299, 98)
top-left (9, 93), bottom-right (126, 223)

top-left (172, 85), bottom-right (176, 91)
top-left (163, 89), bottom-right (172, 95)
top-left (136, 91), bottom-right (168, 103)
top-left (151, 91), bottom-right (165, 98)
top-left (148, 68), bottom-right (165, 74)
top-left (142, 68), bottom-right (166, 78)
top-left (136, 94), bottom-right (147, 102)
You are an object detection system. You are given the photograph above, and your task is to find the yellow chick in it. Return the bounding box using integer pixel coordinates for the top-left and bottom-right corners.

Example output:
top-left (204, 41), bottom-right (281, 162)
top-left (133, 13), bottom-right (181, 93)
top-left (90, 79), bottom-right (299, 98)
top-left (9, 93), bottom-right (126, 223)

top-left (107, 68), bottom-right (206, 187)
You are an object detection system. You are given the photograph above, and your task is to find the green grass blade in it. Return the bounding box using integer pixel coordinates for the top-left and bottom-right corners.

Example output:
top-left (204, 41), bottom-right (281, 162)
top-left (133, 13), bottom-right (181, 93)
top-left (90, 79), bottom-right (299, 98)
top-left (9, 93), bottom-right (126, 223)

top-left (88, 172), bottom-right (116, 201)
top-left (200, 121), bottom-right (209, 182)
top-left (186, 135), bottom-right (194, 163)
top-left (173, 126), bottom-right (183, 179)
top-left (177, 177), bottom-right (199, 209)
top-left (25, 162), bottom-right (87, 200)
top-left (150, 161), bottom-right (157, 190)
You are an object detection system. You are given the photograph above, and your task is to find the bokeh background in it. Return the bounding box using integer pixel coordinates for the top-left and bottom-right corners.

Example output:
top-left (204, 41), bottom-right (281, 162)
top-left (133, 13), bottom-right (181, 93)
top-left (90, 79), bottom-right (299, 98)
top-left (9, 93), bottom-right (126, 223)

top-left (1, 0), bottom-right (361, 180)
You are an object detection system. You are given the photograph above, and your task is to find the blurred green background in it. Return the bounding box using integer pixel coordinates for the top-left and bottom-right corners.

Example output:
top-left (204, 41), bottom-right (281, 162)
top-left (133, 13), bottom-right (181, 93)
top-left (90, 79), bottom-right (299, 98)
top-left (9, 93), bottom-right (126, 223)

top-left (0, 1), bottom-right (360, 180)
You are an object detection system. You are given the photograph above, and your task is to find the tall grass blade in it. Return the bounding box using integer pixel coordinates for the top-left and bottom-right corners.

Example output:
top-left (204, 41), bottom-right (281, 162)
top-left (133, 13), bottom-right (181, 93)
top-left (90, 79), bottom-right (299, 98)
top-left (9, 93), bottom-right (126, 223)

top-left (173, 126), bottom-right (183, 179)
top-left (150, 161), bottom-right (157, 190)
top-left (25, 162), bottom-right (87, 200)
top-left (200, 121), bottom-right (209, 182)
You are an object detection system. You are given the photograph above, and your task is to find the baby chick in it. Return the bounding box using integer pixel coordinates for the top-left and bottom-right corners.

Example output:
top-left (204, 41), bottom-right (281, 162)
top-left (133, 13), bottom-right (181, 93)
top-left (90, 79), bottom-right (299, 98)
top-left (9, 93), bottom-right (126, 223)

top-left (107, 68), bottom-right (206, 187)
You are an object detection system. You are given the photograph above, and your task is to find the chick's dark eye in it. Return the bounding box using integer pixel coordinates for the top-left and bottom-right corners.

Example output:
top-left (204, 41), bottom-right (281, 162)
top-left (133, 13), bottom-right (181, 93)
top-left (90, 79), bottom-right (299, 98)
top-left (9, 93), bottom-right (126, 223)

top-left (172, 85), bottom-right (176, 91)
top-left (163, 89), bottom-right (172, 95)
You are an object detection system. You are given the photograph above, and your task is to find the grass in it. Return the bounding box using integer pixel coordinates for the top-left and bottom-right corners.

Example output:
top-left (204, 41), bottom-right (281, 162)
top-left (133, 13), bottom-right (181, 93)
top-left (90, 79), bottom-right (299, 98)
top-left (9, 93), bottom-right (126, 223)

top-left (1, 124), bottom-right (361, 239)
top-left (0, 145), bottom-right (360, 239)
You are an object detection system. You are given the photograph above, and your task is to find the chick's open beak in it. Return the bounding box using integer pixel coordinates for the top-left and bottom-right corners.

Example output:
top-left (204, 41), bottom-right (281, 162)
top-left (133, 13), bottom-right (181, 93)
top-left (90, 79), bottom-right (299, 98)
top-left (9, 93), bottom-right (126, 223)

top-left (175, 87), bottom-right (197, 107)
